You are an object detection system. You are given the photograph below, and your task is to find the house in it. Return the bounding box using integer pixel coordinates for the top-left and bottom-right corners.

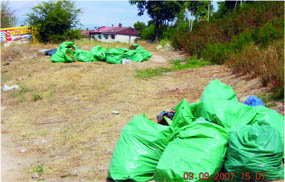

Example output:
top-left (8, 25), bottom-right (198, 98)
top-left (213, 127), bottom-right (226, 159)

top-left (80, 30), bottom-right (90, 38)
top-left (89, 23), bottom-right (139, 44)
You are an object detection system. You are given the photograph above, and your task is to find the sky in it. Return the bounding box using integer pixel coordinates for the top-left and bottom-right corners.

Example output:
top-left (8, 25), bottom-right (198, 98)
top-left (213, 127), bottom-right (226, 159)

top-left (8, 0), bottom-right (218, 30)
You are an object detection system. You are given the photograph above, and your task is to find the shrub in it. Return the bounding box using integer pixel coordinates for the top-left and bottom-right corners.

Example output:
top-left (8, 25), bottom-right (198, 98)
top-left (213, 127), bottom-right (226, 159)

top-left (201, 43), bottom-right (235, 64)
top-left (26, 0), bottom-right (81, 43)
top-left (140, 24), bottom-right (155, 40)
top-left (173, 2), bottom-right (284, 57)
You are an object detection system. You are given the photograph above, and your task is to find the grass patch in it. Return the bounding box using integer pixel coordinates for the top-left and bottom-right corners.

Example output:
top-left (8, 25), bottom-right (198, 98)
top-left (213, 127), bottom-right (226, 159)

top-left (9, 87), bottom-right (32, 102)
top-left (32, 93), bottom-right (42, 102)
top-left (135, 58), bottom-right (211, 79)
top-left (33, 163), bottom-right (44, 175)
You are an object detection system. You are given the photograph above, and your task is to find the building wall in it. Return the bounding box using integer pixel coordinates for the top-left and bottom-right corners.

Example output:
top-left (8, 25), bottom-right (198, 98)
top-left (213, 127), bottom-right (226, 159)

top-left (91, 34), bottom-right (138, 44)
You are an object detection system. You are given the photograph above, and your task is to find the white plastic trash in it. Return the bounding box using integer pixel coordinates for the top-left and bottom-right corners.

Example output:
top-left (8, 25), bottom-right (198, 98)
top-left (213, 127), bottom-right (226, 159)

top-left (2, 84), bottom-right (19, 91)
top-left (122, 59), bottom-right (131, 64)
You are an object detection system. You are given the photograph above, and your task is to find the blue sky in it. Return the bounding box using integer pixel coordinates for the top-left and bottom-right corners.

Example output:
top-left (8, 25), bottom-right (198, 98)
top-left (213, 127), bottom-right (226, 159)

top-left (9, 0), bottom-right (218, 30)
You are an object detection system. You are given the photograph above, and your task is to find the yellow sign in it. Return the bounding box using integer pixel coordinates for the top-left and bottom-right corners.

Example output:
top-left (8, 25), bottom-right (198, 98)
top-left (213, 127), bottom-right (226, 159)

top-left (1, 26), bottom-right (33, 45)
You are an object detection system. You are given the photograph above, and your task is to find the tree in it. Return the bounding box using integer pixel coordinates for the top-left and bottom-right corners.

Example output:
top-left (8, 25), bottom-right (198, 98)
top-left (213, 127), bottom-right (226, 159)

top-left (184, 1), bottom-right (213, 31)
top-left (26, 0), bottom-right (81, 43)
top-left (1, 0), bottom-right (17, 28)
top-left (133, 21), bottom-right (146, 33)
top-left (130, 0), bottom-right (183, 40)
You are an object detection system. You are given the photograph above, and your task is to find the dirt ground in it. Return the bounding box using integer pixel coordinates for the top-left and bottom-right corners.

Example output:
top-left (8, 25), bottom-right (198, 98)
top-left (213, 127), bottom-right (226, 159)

top-left (1, 41), bottom-right (284, 182)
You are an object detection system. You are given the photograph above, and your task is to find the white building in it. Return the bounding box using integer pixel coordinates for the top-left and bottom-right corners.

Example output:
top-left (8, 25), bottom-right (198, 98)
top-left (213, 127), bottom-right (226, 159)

top-left (89, 24), bottom-right (139, 44)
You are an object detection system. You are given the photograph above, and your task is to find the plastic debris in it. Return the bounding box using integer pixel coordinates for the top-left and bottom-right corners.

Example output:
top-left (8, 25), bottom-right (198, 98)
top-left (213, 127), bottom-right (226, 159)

top-left (3, 84), bottom-right (19, 91)
top-left (157, 110), bottom-right (175, 126)
top-left (108, 114), bottom-right (172, 181)
top-left (50, 42), bottom-right (152, 64)
top-left (122, 59), bottom-right (131, 64)
top-left (155, 118), bottom-right (228, 182)
top-left (44, 48), bottom-right (57, 56)
top-left (225, 122), bottom-right (284, 181)
top-left (244, 95), bottom-right (265, 106)
top-left (111, 110), bottom-right (120, 115)
top-left (108, 79), bottom-right (284, 182)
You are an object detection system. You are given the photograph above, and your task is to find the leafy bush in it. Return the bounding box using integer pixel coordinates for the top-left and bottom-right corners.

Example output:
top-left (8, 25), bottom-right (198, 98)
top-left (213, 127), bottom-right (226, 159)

top-left (253, 18), bottom-right (284, 48)
top-left (140, 24), bottom-right (155, 40)
top-left (26, 0), bottom-right (81, 43)
top-left (173, 2), bottom-right (284, 57)
top-left (201, 43), bottom-right (235, 64)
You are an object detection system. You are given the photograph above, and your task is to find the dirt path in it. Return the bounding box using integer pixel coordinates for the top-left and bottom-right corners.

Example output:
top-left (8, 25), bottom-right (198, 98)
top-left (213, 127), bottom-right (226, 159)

top-left (1, 45), bottom-right (283, 181)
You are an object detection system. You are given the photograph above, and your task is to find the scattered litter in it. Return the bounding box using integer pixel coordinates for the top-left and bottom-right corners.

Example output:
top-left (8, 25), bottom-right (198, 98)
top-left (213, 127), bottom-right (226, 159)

top-left (156, 45), bottom-right (163, 50)
top-left (244, 95), bottom-right (264, 106)
top-left (44, 48), bottom-right (57, 56)
top-left (50, 42), bottom-right (152, 64)
top-left (157, 110), bottom-right (175, 126)
top-left (74, 97), bottom-right (79, 100)
top-left (122, 59), bottom-right (131, 64)
top-left (1, 106), bottom-right (5, 111)
top-left (3, 62), bottom-right (10, 66)
top-left (80, 179), bottom-right (85, 182)
top-left (20, 149), bottom-right (26, 153)
top-left (108, 79), bottom-right (284, 181)
top-left (2, 84), bottom-right (19, 91)
top-left (32, 173), bottom-right (39, 179)
top-left (112, 110), bottom-right (120, 115)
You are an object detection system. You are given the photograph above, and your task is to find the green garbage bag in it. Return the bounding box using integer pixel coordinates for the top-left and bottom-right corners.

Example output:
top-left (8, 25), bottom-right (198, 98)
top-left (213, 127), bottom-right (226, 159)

top-left (90, 45), bottom-right (106, 61)
top-left (200, 79), bottom-right (238, 102)
top-left (251, 106), bottom-right (284, 147)
top-left (51, 42), bottom-right (77, 63)
top-left (105, 48), bottom-right (128, 64)
top-left (108, 114), bottom-right (172, 182)
top-left (154, 118), bottom-right (228, 182)
top-left (170, 99), bottom-right (194, 129)
top-left (75, 49), bottom-right (95, 62)
top-left (123, 45), bottom-right (152, 63)
top-left (106, 55), bottom-right (123, 64)
top-left (225, 122), bottom-right (284, 181)
top-left (196, 99), bottom-right (257, 131)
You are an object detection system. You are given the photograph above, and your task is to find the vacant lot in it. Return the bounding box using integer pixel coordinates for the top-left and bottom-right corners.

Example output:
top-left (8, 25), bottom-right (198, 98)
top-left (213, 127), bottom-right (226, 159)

top-left (1, 40), bottom-right (283, 182)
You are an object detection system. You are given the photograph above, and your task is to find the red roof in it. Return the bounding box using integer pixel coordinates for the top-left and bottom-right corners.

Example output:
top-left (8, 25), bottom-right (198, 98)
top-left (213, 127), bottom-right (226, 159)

top-left (80, 30), bottom-right (90, 37)
top-left (90, 26), bottom-right (139, 36)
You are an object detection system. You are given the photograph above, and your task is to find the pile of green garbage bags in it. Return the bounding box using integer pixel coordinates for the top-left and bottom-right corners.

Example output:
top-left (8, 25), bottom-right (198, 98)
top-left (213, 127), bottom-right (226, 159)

top-left (50, 42), bottom-right (152, 64)
top-left (108, 79), bottom-right (284, 182)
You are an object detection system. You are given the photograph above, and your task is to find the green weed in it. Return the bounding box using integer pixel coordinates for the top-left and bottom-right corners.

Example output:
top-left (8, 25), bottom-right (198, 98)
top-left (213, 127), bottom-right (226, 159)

top-left (135, 58), bottom-right (211, 79)
top-left (32, 93), bottom-right (42, 102)
top-left (33, 164), bottom-right (44, 175)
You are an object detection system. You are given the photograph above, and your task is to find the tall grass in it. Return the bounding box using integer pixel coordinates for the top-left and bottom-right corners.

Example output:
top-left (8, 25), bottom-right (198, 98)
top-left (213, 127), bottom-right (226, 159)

top-left (227, 40), bottom-right (284, 98)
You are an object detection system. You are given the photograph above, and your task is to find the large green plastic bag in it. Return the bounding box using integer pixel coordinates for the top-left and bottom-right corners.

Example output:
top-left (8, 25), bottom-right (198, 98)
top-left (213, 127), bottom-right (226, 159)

top-left (200, 79), bottom-right (238, 102)
top-left (196, 99), bottom-right (257, 131)
top-left (105, 48), bottom-right (127, 64)
top-left (90, 45), bottom-right (106, 61)
top-left (154, 118), bottom-right (228, 182)
top-left (225, 122), bottom-right (284, 181)
top-left (51, 42), bottom-right (77, 63)
top-left (106, 55), bottom-right (123, 64)
top-left (108, 114), bottom-right (172, 182)
top-left (170, 99), bottom-right (194, 129)
top-left (252, 106), bottom-right (284, 146)
top-left (123, 45), bottom-right (152, 63)
top-left (75, 49), bottom-right (94, 62)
